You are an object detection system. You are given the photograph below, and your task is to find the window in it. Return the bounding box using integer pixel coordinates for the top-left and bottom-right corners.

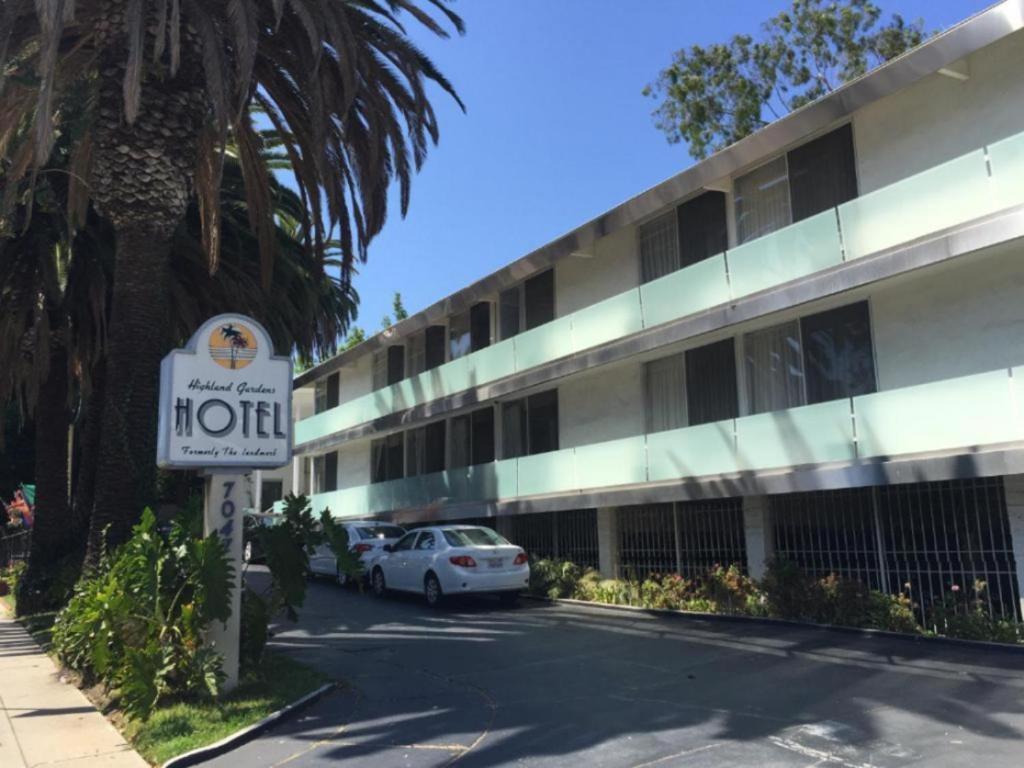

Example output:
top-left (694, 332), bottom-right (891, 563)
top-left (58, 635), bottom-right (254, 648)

top-left (449, 302), bottom-right (493, 361)
top-left (371, 433), bottom-right (404, 483)
top-left (644, 354), bottom-right (687, 433)
top-left (744, 321), bottom-right (806, 414)
top-left (393, 532), bottom-right (417, 551)
top-left (743, 301), bottom-right (875, 414)
top-left (524, 269), bottom-right (555, 330)
top-left (678, 190), bottom-right (728, 270)
top-left (502, 390), bottom-right (558, 458)
top-left (260, 480), bottom-right (284, 509)
top-left (372, 347), bottom-right (405, 390)
top-left (357, 525), bottom-right (405, 540)
top-left (800, 302), bottom-right (876, 404)
top-left (787, 123), bottom-right (857, 222)
top-left (734, 125), bottom-right (857, 244)
top-left (499, 286), bottom-right (522, 340)
top-left (313, 452), bottom-right (338, 493)
top-left (450, 407), bottom-right (496, 469)
top-left (414, 531), bottom-right (436, 550)
top-left (442, 527), bottom-right (509, 547)
top-left (406, 421), bottom-right (446, 477)
top-left (735, 155), bottom-right (792, 244)
top-left (685, 338), bottom-right (738, 426)
top-left (639, 212), bottom-right (679, 284)
top-left (498, 270), bottom-right (555, 340)
top-left (407, 331), bottom-right (426, 377)
top-left (315, 373), bottom-right (340, 414)
top-left (641, 192), bottom-right (728, 284)
top-left (425, 325), bottom-right (446, 370)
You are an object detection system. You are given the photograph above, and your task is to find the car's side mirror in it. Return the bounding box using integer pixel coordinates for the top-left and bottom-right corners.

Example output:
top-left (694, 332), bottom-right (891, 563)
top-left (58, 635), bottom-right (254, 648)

top-left (383, 544), bottom-right (394, 553)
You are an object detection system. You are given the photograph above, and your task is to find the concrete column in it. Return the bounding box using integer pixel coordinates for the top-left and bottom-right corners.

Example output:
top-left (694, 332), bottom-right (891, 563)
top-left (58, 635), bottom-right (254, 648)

top-left (1003, 475), bottom-right (1024, 619)
top-left (597, 507), bottom-right (620, 579)
top-left (743, 495), bottom-right (774, 580)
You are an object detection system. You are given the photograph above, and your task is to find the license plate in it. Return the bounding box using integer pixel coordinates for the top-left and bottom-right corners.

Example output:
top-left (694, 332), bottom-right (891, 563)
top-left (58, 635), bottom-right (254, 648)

top-left (487, 558), bottom-right (503, 569)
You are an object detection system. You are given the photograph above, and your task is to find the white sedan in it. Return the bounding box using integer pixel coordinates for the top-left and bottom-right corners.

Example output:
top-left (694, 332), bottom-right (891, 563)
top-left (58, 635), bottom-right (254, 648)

top-left (309, 521), bottom-right (407, 584)
top-left (369, 525), bottom-right (530, 607)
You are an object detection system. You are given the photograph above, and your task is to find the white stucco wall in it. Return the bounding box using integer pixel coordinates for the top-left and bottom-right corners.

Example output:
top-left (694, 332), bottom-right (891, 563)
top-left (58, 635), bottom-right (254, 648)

top-left (555, 226), bottom-right (639, 316)
top-left (338, 440), bottom-right (372, 490)
top-left (340, 353), bottom-right (374, 403)
top-left (558, 361), bottom-right (645, 448)
top-left (872, 241), bottom-right (1024, 391)
top-left (853, 29), bottom-right (1024, 193)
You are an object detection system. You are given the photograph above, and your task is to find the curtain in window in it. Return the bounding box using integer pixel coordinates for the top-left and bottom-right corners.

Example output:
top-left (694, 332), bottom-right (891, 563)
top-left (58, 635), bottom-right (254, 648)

top-left (502, 399), bottom-right (527, 459)
top-left (744, 321), bottom-right (806, 415)
top-left (524, 270), bottom-right (555, 330)
top-left (450, 415), bottom-right (471, 469)
top-left (407, 332), bottom-right (426, 376)
top-left (734, 155), bottom-right (792, 244)
top-left (640, 212), bottom-right (680, 284)
top-left (678, 190), bottom-right (728, 268)
top-left (499, 287), bottom-right (521, 340)
top-left (644, 355), bottom-right (687, 433)
top-left (372, 350), bottom-right (387, 391)
top-left (527, 390), bottom-right (559, 454)
top-left (449, 310), bottom-right (472, 360)
top-left (406, 427), bottom-right (426, 477)
top-left (787, 124), bottom-right (858, 223)
top-left (471, 407), bottom-right (496, 464)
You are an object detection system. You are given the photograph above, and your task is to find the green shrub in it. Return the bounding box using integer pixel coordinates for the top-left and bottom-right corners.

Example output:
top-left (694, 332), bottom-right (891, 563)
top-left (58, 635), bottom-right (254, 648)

top-left (51, 509), bottom-right (232, 719)
top-left (698, 564), bottom-right (760, 615)
top-left (527, 558), bottom-right (584, 599)
top-left (928, 580), bottom-right (1023, 643)
top-left (239, 587), bottom-right (270, 670)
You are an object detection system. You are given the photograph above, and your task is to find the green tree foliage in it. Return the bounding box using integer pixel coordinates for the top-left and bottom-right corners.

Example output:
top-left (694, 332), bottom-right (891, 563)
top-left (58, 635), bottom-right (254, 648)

top-left (341, 326), bottom-right (367, 351)
top-left (644, 0), bottom-right (927, 159)
top-left (392, 292), bottom-right (409, 322)
top-left (51, 507), bottom-right (233, 718)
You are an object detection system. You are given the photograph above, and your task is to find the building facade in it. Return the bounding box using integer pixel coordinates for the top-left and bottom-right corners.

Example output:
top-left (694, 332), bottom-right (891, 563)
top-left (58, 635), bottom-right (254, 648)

top-left (280, 2), bottom-right (1024, 626)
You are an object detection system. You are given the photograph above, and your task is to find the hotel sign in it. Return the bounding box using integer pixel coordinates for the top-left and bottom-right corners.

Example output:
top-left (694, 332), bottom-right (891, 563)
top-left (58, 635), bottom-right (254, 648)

top-left (157, 314), bottom-right (293, 469)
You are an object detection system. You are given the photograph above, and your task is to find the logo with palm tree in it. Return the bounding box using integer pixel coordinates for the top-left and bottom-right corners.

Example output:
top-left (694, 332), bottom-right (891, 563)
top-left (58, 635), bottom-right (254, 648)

top-left (209, 322), bottom-right (258, 370)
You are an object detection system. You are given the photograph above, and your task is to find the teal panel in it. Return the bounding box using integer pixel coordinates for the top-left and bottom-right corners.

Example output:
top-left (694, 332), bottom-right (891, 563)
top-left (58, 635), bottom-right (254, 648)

top-left (469, 338), bottom-right (517, 387)
top-left (570, 290), bottom-right (643, 353)
top-left (839, 149), bottom-right (992, 260)
top-left (391, 378), bottom-right (423, 413)
top-left (640, 254), bottom-right (730, 329)
top-left (312, 487), bottom-right (370, 519)
top-left (492, 459), bottom-right (519, 500)
top-left (574, 436), bottom-right (647, 490)
top-left (988, 131), bottom-right (1024, 211)
top-left (516, 450), bottom-right (577, 497)
top-left (647, 420), bottom-right (737, 481)
top-left (513, 317), bottom-right (573, 372)
top-left (443, 461), bottom-right (515, 502)
top-left (735, 399), bottom-right (855, 471)
top-left (853, 370), bottom-right (1021, 459)
top-left (727, 210), bottom-right (843, 299)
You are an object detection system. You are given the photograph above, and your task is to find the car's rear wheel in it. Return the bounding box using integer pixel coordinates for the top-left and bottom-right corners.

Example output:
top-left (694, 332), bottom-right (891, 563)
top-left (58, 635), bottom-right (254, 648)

top-left (499, 591), bottom-right (519, 608)
top-left (372, 568), bottom-right (387, 597)
top-left (424, 573), bottom-right (444, 608)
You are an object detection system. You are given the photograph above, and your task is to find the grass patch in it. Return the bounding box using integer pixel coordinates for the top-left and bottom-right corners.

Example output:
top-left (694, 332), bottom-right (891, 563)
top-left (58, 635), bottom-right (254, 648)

top-left (123, 653), bottom-right (330, 766)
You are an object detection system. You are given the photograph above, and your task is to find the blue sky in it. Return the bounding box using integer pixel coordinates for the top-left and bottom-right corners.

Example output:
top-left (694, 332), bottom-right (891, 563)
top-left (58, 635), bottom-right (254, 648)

top-left (347, 0), bottom-right (989, 335)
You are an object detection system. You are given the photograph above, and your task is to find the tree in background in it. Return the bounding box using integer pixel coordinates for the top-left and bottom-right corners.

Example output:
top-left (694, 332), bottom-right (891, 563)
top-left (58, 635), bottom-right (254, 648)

top-left (380, 292), bottom-right (409, 329)
top-left (644, 0), bottom-right (926, 160)
top-left (341, 327), bottom-right (368, 351)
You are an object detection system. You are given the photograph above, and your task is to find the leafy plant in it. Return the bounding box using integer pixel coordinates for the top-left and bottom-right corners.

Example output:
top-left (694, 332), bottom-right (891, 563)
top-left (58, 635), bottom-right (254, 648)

top-left (319, 509), bottom-right (365, 586)
top-left (928, 580), bottom-right (1022, 643)
top-left (51, 509), bottom-right (232, 718)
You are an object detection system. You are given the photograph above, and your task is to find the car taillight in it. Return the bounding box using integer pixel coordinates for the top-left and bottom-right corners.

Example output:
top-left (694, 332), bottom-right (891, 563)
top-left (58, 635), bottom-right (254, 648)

top-left (449, 555), bottom-right (477, 568)
top-left (513, 552), bottom-right (528, 565)
top-left (353, 543), bottom-right (373, 553)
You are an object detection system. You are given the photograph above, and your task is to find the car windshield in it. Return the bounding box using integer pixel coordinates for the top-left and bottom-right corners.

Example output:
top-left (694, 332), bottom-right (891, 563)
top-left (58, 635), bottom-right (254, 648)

top-left (357, 525), bottom-right (405, 540)
top-left (442, 527), bottom-right (509, 547)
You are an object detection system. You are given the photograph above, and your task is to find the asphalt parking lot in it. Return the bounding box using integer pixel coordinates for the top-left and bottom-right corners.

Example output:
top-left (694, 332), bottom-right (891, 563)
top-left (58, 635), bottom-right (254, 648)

top-left (206, 572), bottom-right (1024, 767)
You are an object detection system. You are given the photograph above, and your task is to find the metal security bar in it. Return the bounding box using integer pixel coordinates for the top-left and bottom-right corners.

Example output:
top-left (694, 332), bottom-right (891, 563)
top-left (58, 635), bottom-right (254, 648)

top-left (511, 512), bottom-right (556, 560)
top-left (558, 509), bottom-right (599, 569)
top-left (0, 530), bottom-right (30, 570)
top-left (677, 499), bottom-right (747, 577)
top-left (876, 479), bottom-right (1020, 623)
top-left (771, 488), bottom-right (883, 589)
top-left (771, 479), bottom-right (1021, 624)
top-left (618, 504), bottom-right (677, 580)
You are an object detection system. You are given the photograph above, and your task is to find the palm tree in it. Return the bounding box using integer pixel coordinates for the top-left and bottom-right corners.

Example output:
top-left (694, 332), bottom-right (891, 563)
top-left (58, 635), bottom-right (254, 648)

top-left (1, 1), bottom-right (463, 561)
top-left (3, 127), bottom-right (358, 607)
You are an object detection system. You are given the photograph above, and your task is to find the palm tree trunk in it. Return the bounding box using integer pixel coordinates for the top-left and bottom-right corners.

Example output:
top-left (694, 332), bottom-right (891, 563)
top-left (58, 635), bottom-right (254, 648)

top-left (71, 361), bottom-right (106, 539)
top-left (16, 331), bottom-right (73, 615)
top-left (84, 19), bottom-right (207, 565)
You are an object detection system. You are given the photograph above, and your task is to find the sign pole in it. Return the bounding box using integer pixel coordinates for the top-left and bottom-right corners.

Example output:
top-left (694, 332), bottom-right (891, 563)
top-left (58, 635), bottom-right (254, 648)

top-left (203, 471), bottom-right (250, 692)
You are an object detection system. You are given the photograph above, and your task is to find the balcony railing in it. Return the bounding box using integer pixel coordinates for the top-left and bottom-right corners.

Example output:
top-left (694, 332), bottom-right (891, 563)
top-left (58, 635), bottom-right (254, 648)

top-left (293, 365), bottom-right (1024, 519)
top-left (296, 129), bottom-right (1024, 449)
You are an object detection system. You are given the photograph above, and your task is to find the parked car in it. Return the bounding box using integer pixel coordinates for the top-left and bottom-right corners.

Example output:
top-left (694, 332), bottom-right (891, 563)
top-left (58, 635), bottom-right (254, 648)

top-left (368, 525), bottom-right (529, 607)
top-left (309, 520), bottom-right (407, 585)
top-left (243, 511), bottom-right (283, 563)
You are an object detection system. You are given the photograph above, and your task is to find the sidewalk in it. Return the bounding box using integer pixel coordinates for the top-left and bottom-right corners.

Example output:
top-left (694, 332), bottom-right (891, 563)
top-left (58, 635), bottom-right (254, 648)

top-left (0, 616), bottom-right (149, 768)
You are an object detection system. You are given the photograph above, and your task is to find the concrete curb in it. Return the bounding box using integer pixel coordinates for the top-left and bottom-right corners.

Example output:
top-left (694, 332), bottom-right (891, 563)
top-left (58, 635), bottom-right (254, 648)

top-left (161, 682), bottom-right (337, 768)
top-left (526, 595), bottom-right (1024, 654)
